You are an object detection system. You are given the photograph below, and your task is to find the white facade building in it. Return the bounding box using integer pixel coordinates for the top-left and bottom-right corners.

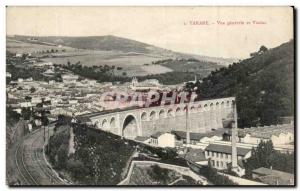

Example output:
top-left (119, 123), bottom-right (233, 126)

top-left (150, 132), bottom-right (176, 148)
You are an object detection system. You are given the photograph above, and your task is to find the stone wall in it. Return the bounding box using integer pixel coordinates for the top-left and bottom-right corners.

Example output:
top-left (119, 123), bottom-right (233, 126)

top-left (89, 97), bottom-right (235, 139)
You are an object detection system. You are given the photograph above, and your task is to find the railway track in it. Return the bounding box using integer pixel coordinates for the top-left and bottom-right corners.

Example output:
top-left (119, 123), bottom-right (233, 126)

top-left (13, 126), bottom-right (66, 186)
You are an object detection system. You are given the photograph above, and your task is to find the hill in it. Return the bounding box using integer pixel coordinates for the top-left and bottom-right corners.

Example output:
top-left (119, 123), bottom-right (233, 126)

top-left (9, 35), bottom-right (235, 65)
top-left (10, 35), bottom-right (188, 58)
top-left (190, 40), bottom-right (294, 128)
top-left (46, 125), bottom-right (187, 185)
top-left (7, 35), bottom-right (234, 79)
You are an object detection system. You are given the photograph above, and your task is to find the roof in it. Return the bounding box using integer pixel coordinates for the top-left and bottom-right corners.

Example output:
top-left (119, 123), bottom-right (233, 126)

top-left (182, 148), bottom-right (206, 162)
top-left (172, 128), bottom-right (227, 141)
top-left (76, 116), bottom-right (92, 123)
top-left (134, 136), bottom-right (150, 142)
top-left (238, 124), bottom-right (294, 139)
top-left (252, 167), bottom-right (294, 177)
top-left (172, 131), bottom-right (206, 140)
top-left (223, 130), bottom-right (247, 138)
top-left (252, 167), bottom-right (294, 185)
top-left (205, 144), bottom-right (251, 156)
top-left (150, 132), bottom-right (165, 139)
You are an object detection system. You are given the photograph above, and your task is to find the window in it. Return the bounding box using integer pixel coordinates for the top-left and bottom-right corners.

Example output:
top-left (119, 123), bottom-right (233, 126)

top-left (216, 161), bottom-right (219, 167)
top-left (220, 161), bottom-right (223, 167)
top-left (211, 160), bottom-right (215, 166)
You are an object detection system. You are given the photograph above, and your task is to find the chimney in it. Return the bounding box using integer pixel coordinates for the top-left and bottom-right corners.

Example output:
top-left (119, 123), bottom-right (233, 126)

top-left (231, 101), bottom-right (238, 169)
top-left (186, 105), bottom-right (190, 146)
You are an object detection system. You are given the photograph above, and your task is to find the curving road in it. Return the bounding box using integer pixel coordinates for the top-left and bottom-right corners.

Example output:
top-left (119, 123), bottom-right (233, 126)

top-left (13, 125), bottom-right (67, 186)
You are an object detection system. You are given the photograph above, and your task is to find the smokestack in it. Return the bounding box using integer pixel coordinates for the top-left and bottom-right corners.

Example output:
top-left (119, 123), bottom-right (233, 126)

top-left (231, 101), bottom-right (238, 169)
top-left (186, 105), bottom-right (190, 146)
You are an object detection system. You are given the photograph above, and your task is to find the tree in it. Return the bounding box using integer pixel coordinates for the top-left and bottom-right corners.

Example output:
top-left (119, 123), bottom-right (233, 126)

top-left (201, 159), bottom-right (236, 185)
top-left (56, 144), bottom-right (69, 169)
top-left (244, 140), bottom-right (275, 178)
top-left (67, 159), bottom-right (89, 180)
top-left (268, 152), bottom-right (294, 174)
top-left (7, 106), bottom-right (20, 122)
top-left (25, 96), bottom-right (32, 102)
top-left (259, 45), bottom-right (268, 53)
top-left (21, 108), bottom-right (31, 120)
top-left (30, 87), bottom-right (36, 93)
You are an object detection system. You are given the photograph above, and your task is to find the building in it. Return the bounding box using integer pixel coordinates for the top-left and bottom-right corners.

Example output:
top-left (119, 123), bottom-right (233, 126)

top-left (6, 72), bottom-right (12, 78)
top-left (172, 129), bottom-right (225, 147)
top-left (252, 167), bottom-right (294, 185)
top-left (150, 132), bottom-right (176, 148)
top-left (222, 124), bottom-right (294, 147)
top-left (204, 144), bottom-right (251, 176)
top-left (129, 77), bottom-right (162, 91)
top-left (134, 136), bottom-right (151, 144)
top-left (62, 74), bottom-right (79, 83)
top-left (181, 148), bottom-right (208, 166)
top-left (43, 69), bottom-right (55, 76)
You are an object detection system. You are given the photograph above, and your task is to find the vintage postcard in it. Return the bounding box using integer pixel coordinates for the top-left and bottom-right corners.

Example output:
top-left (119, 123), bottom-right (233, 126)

top-left (6, 6), bottom-right (295, 186)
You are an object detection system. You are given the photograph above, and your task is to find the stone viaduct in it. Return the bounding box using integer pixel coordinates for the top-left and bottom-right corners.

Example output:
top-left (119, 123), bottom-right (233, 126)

top-left (87, 97), bottom-right (235, 139)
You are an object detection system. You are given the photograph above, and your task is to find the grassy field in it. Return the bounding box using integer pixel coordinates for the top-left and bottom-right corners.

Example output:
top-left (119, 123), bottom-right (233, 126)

top-left (7, 38), bottom-right (220, 78)
top-left (6, 39), bottom-right (76, 53)
top-left (7, 39), bottom-right (170, 77)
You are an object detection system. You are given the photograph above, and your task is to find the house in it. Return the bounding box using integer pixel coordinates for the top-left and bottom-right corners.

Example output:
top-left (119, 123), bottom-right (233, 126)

top-left (71, 116), bottom-right (92, 126)
top-left (204, 144), bottom-right (251, 176)
top-left (172, 131), bottom-right (204, 145)
top-left (252, 167), bottom-right (294, 185)
top-left (62, 74), bottom-right (78, 83)
top-left (222, 124), bottom-right (294, 147)
top-left (43, 69), bottom-right (55, 76)
top-left (16, 53), bottom-right (22, 57)
top-left (182, 148), bottom-right (208, 166)
top-left (150, 132), bottom-right (176, 148)
top-left (6, 72), bottom-right (12, 78)
top-left (134, 136), bottom-right (151, 144)
top-left (171, 129), bottom-right (226, 149)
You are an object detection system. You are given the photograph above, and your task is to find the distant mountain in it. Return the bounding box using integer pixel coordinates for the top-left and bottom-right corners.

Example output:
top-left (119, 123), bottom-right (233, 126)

top-left (193, 40), bottom-right (294, 127)
top-left (9, 35), bottom-right (235, 65)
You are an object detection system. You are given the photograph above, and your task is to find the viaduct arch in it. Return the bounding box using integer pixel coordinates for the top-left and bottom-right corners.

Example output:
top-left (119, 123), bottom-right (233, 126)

top-left (88, 97), bottom-right (235, 140)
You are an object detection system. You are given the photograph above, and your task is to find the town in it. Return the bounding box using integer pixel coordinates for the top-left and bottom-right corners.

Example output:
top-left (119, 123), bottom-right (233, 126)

top-left (6, 48), bottom-right (294, 186)
top-left (6, 5), bottom-right (295, 187)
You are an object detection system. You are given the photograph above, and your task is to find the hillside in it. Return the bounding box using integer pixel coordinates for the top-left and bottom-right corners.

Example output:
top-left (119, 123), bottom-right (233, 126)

top-left (10, 35), bottom-right (186, 58)
top-left (9, 35), bottom-right (235, 65)
top-left (7, 35), bottom-right (235, 80)
top-left (46, 125), bottom-right (187, 185)
top-left (191, 40), bottom-right (294, 128)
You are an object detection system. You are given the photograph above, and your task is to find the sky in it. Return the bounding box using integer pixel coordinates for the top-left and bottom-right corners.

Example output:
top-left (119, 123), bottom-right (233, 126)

top-left (6, 6), bottom-right (293, 58)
